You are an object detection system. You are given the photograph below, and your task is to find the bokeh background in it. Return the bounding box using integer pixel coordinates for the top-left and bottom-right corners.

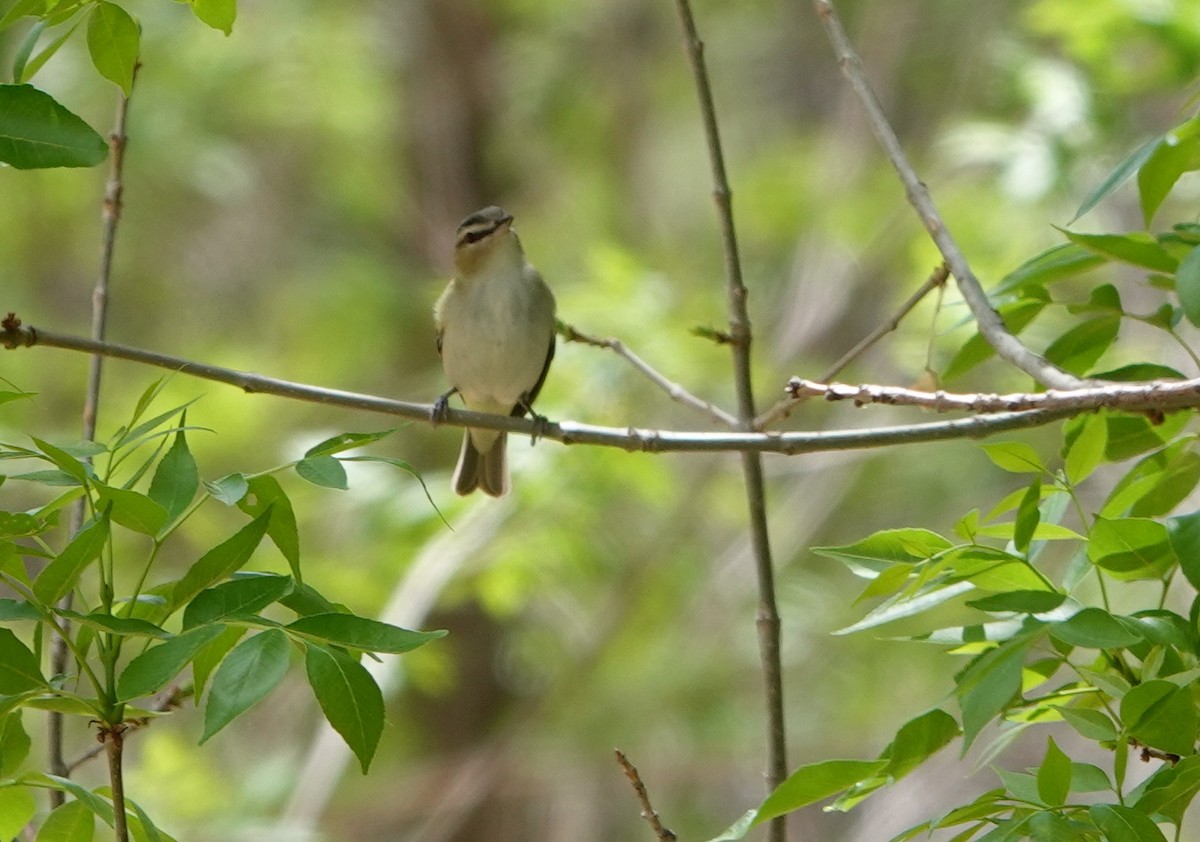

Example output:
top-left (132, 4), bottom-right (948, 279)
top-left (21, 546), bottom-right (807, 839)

top-left (2, 0), bottom-right (1200, 840)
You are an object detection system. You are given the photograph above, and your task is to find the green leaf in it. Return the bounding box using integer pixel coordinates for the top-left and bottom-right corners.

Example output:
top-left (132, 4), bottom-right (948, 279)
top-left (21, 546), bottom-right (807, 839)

top-left (0, 786), bottom-right (36, 841)
top-left (1064, 413), bottom-right (1107, 485)
top-left (94, 485), bottom-right (167, 536)
top-left (1071, 137), bottom-right (1161, 224)
top-left (752, 759), bottom-right (887, 824)
top-left (1071, 763), bottom-right (1113, 794)
top-left (1176, 246), bottom-right (1200, 328)
top-left (981, 442), bottom-right (1045, 474)
top-left (957, 637), bottom-right (1032, 747)
top-left (304, 643), bottom-right (384, 773)
top-left (1043, 316), bottom-right (1120, 376)
top-left (204, 473), bottom-right (248, 505)
top-left (148, 424), bottom-right (198, 525)
top-left (705, 810), bottom-right (758, 842)
top-left (55, 610), bottom-right (167, 639)
top-left (966, 591), bottom-right (1065, 614)
top-left (117, 625), bottom-right (227, 701)
top-left (1138, 117), bottom-right (1200, 227)
top-left (86, 1), bottom-right (138, 95)
top-left (881, 708), bottom-right (960, 779)
top-left (304, 429), bottom-right (396, 457)
top-left (37, 799), bottom-right (95, 841)
top-left (0, 628), bottom-right (45, 692)
top-left (33, 511), bottom-right (110, 604)
top-left (170, 509), bottom-right (272, 611)
top-left (1121, 681), bottom-right (1198, 757)
top-left (834, 582), bottom-right (975, 635)
top-left (1014, 479), bottom-right (1041, 554)
top-left (30, 437), bottom-right (89, 483)
top-left (20, 17), bottom-right (84, 84)
top-left (1134, 756), bottom-right (1200, 823)
top-left (0, 711), bottom-right (30, 776)
top-left (812, 528), bottom-right (953, 576)
top-left (1088, 803), bottom-right (1167, 842)
top-left (1062, 230), bottom-right (1178, 273)
top-left (1037, 736), bottom-right (1071, 807)
top-left (187, 0), bottom-right (235, 35)
top-left (1103, 439), bottom-right (1200, 519)
top-left (0, 0), bottom-right (46, 32)
top-left (1049, 608), bottom-right (1143, 649)
top-left (11, 19), bottom-right (44, 83)
top-left (295, 455), bottom-right (348, 490)
top-left (237, 476), bottom-right (300, 583)
top-left (1169, 510), bottom-right (1200, 591)
top-left (182, 575), bottom-right (292, 630)
top-left (1088, 517), bottom-right (1176, 581)
top-left (201, 629), bottom-right (289, 742)
top-left (1055, 707), bottom-right (1118, 742)
top-left (1104, 413), bottom-right (1190, 462)
top-left (190, 625), bottom-right (245, 704)
top-left (286, 613), bottom-right (445, 654)
top-left (28, 775), bottom-right (112, 825)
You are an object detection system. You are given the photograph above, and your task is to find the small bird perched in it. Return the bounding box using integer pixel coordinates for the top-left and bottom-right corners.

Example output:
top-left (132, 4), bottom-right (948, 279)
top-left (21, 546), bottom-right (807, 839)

top-left (434, 206), bottom-right (557, 497)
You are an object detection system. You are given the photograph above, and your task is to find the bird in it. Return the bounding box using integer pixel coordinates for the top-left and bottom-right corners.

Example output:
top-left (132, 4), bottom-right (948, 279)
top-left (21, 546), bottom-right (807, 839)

top-left (433, 206), bottom-right (557, 497)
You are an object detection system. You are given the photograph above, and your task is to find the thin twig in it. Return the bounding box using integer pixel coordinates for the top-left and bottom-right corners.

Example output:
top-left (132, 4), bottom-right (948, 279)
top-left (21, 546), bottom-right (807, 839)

top-left (810, 0), bottom-right (1085, 392)
top-left (0, 317), bottom-right (1157, 452)
top-left (670, 3), bottom-right (787, 840)
top-left (560, 322), bottom-right (739, 427)
top-left (615, 749), bottom-right (676, 841)
top-left (49, 72), bottom-right (137, 809)
top-left (755, 262), bottom-right (950, 429)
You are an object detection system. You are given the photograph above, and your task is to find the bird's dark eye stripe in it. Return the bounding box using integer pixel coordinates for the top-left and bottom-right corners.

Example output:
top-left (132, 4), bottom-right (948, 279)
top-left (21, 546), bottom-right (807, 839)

top-left (457, 223), bottom-right (499, 246)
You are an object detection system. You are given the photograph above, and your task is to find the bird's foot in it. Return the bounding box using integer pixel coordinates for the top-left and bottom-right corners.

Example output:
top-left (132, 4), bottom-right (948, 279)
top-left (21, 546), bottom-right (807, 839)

top-left (528, 410), bottom-right (551, 445)
top-left (431, 389), bottom-right (457, 425)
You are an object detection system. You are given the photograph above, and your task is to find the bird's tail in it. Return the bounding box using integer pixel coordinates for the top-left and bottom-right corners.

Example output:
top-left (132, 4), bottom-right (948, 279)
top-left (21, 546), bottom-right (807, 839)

top-left (453, 430), bottom-right (509, 497)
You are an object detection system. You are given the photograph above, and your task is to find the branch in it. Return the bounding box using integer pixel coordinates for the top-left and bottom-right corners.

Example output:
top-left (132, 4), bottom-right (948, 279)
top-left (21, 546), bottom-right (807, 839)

top-left (810, 0), bottom-right (1086, 391)
top-left (51, 74), bottom-right (138, 807)
top-left (785, 377), bottom-right (1200, 416)
top-left (560, 322), bottom-right (739, 427)
top-left (0, 317), bottom-right (1102, 453)
top-left (755, 262), bottom-right (950, 429)
top-left (614, 749), bottom-right (676, 841)
top-left (671, 3), bottom-right (787, 839)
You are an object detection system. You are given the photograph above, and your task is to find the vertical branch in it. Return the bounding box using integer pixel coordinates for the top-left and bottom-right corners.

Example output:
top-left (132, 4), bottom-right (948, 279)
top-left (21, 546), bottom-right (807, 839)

top-left (105, 729), bottom-right (129, 842)
top-left (670, 2), bottom-right (788, 840)
top-left (47, 75), bottom-right (137, 807)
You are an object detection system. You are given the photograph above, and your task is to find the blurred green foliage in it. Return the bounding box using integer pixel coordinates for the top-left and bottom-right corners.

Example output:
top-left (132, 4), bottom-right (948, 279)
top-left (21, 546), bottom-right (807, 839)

top-left (2, 0), bottom-right (1200, 840)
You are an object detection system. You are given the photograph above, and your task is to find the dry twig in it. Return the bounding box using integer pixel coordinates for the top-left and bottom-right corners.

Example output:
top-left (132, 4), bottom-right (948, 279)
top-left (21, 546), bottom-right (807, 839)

top-left (615, 749), bottom-right (676, 841)
top-left (560, 322), bottom-right (739, 427)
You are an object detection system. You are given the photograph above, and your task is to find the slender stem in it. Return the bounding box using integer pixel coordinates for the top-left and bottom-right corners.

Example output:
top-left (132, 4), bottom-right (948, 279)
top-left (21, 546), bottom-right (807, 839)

top-left (560, 322), bottom-right (739, 427)
top-left (670, 2), bottom-right (787, 839)
top-left (49, 75), bottom-right (137, 809)
top-left (755, 262), bottom-right (950, 429)
top-left (810, 0), bottom-right (1085, 391)
top-left (105, 728), bottom-right (129, 842)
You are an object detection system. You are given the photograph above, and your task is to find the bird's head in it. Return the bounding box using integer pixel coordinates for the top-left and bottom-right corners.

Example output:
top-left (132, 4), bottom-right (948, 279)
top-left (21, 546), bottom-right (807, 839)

top-left (453, 205), bottom-right (519, 275)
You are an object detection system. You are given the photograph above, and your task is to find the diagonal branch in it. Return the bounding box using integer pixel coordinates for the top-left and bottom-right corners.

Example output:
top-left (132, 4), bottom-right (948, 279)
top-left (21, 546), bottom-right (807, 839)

top-left (671, 3), bottom-right (787, 839)
top-left (615, 749), bottom-right (676, 841)
top-left (810, 0), bottom-right (1086, 391)
top-left (560, 322), bottom-right (739, 427)
top-left (755, 262), bottom-right (950, 429)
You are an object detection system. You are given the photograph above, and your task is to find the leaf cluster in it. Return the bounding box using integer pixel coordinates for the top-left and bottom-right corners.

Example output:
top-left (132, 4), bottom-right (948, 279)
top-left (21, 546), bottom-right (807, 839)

top-left (0, 380), bottom-right (442, 838)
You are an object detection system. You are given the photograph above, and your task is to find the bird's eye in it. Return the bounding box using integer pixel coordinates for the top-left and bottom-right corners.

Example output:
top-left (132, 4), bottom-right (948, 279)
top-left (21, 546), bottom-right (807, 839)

top-left (463, 229), bottom-right (489, 244)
